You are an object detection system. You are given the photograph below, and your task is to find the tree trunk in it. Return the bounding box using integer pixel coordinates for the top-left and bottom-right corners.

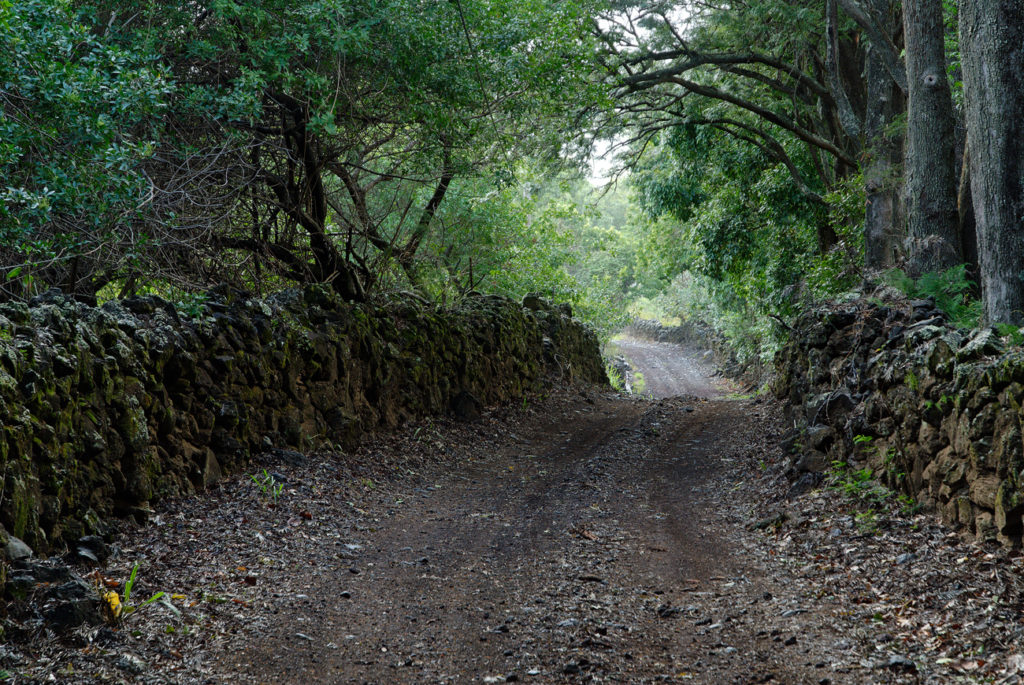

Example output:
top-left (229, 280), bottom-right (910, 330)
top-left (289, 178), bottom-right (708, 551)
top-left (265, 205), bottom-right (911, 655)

top-left (961, 0), bottom-right (1024, 324)
top-left (902, 0), bottom-right (961, 276)
top-left (862, 0), bottom-right (904, 271)
top-left (957, 138), bottom-right (980, 292)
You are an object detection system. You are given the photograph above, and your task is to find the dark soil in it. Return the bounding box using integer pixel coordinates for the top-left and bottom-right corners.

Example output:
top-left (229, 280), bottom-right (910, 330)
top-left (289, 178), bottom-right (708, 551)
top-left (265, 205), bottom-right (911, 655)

top-left (5, 342), bottom-right (1024, 684)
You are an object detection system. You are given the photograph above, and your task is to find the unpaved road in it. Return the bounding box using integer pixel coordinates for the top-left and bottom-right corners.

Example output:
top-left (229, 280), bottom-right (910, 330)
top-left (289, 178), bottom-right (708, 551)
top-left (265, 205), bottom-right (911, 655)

top-left (205, 343), bottom-right (828, 684)
top-left (217, 397), bottom-right (810, 684)
top-left (609, 336), bottom-right (723, 398)
top-left (19, 340), bottom-right (1006, 683)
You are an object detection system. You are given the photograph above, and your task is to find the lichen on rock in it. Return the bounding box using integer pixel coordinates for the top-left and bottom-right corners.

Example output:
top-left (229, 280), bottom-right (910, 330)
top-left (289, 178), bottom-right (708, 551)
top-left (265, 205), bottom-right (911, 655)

top-left (775, 294), bottom-right (1024, 547)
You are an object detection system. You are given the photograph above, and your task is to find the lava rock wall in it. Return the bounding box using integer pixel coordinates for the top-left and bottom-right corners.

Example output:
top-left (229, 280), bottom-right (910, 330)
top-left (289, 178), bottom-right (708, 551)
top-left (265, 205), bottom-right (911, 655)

top-left (775, 296), bottom-right (1024, 546)
top-left (0, 286), bottom-right (606, 553)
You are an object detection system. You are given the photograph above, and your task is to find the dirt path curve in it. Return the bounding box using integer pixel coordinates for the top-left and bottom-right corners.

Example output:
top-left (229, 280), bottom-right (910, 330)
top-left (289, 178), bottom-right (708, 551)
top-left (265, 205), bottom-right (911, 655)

top-left (197, 343), bottom-right (824, 684)
top-left (13, 341), bottom-right (1021, 682)
top-left (216, 397), bottom-right (814, 685)
top-left (608, 336), bottom-right (723, 399)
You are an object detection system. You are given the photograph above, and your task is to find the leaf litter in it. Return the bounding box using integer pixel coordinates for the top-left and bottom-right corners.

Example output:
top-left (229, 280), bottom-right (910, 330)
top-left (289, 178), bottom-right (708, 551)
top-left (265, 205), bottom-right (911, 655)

top-left (1, 384), bottom-right (1022, 683)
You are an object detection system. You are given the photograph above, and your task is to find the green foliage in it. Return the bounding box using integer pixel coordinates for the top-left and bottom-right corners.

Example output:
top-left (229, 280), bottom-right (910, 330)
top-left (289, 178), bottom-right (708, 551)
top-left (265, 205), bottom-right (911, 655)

top-left (828, 460), bottom-right (890, 506)
top-left (605, 362), bottom-right (626, 392)
top-left (852, 434), bottom-right (873, 446)
top-left (0, 0), bottom-right (170, 297)
top-left (251, 469), bottom-right (284, 505)
top-left (884, 264), bottom-right (982, 329)
top-left (76, 0), bottom-right (605, 300)
top-left (416, 169), bottom-right (634, 339)
top-left (905, 370), bottom-right (919, 392)
top-left (827, 457), bottom-right (921, 531)
top-left (175, 293), bottom-right (210, 320)
top-left (621, 111), bottom-right (860, 364)
top-left (994, 323), bottom-right (1024, 345)
top-left (631, 370), bottom-right (647, 395)
top-left (112, 562), bottom-right (168, 622)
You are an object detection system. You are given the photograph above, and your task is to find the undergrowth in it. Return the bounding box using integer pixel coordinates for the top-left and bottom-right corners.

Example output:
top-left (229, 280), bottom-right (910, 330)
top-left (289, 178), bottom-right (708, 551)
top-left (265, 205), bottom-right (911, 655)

top-left (884, 264), bottom-right (981, 329)
top-left (828, 444), bottom-right (921, 534)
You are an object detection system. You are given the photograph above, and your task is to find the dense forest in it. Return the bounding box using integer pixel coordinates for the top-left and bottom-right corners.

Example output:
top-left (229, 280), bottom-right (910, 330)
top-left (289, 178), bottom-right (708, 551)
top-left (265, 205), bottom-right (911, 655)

top-left (2, 0), bottom-right (1022, 361)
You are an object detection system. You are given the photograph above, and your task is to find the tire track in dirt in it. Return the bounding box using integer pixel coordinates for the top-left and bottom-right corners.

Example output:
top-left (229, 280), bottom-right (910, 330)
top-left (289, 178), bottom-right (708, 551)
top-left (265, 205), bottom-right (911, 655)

top-left (211, 343), bottom-right (821, 684)
top-left (609, 336), bottom-right (724, 399)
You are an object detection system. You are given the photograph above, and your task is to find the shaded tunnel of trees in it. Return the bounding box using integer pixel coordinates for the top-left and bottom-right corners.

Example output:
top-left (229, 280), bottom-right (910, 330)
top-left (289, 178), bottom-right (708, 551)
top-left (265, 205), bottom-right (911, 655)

top-left (2, 0), bottom-right (1023, 352)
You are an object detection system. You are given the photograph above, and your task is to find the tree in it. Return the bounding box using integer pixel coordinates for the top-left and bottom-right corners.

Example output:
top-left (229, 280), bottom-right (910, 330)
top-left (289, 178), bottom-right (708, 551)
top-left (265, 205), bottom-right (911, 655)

top-left (92, 0), bottom-right (597, 300)
top-left (594, 0), bottom-right (906, 262)
top-left (960, 0), bottom-right (1024, 324)
top-left (0, 0), bottom-right (170, 301)
top-left (902, 0), bottom-right (960, 275)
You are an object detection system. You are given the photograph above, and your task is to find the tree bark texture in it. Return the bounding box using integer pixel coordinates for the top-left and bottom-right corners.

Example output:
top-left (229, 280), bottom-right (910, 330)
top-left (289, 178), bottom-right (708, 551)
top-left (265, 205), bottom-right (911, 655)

top-left (961, 0), bottom-right (1024, 324)
top-left (862, 0), bottom-right (905, 270)
top-left (902, 0), bottom-right (961, 276)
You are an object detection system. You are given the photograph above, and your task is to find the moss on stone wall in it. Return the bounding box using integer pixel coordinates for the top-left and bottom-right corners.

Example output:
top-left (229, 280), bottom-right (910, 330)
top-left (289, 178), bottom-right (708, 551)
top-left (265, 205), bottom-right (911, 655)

top-left (776, 295), bottom-right (1024, 546)
top-left (0, 287), bottom-right (606, 553)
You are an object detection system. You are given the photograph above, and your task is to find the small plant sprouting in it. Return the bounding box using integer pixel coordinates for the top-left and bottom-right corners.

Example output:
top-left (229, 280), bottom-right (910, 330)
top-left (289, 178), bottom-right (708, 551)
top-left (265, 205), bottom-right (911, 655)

top-left (905, 370), bottom-right (919, 392)
top-left (632, 371), bottom-right (647, 395)
top-left (102, 563), bottom-right (168, 624)
top-left (605, 361), bottom-right (626, 392)
top-left (251, 468), bottom-right (284, 505)
top-left (898, 494), bottom-right (922, 516)
top-left (852, 434), bottom-right (873, 446)
top-left (175, 292), bottom-right (209, 319)
top-left (994, 322), bottom-right (1024, 346)
top-left (827, 460), bottom-right (889, 507)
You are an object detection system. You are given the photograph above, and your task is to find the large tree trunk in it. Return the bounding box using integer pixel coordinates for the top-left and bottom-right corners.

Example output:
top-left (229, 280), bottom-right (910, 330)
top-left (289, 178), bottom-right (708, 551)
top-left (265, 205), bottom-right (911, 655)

top-left (902, 0), bottom-right (961, 276)
top-left (961, 0), bottom-right (1024, 324)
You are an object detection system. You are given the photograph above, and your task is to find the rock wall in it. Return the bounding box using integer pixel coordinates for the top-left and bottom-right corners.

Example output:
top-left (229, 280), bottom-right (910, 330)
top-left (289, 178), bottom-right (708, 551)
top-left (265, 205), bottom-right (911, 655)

top-left (775, 295), bottom-right (1024, 546)
top-left (0, 286), bottom-right (605, 553)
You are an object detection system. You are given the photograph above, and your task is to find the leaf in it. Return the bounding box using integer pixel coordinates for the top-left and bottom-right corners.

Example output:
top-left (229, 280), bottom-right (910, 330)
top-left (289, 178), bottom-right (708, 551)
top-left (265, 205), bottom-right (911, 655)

top-left (103, 590), bottom-right (122, 620)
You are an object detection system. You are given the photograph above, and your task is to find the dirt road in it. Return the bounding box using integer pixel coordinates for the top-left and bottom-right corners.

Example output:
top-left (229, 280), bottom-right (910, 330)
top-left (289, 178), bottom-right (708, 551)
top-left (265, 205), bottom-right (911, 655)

top-left (608, 336), bottom-right (723, 399)
top-left (200, 342), bottom-right (830, 684)
top-left (215, 397), bottom-right (812, 684)
top-left (14, 341), bottom-right (1020, 683)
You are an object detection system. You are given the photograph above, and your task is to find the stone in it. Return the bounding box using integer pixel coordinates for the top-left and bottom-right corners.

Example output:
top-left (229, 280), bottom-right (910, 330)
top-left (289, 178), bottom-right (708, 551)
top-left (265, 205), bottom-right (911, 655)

top-left (975, 512), bottom-right (997, 542)
top-left (958, 328), bottom-right (1003, 362)
top-left (806, 425), bottom-right (834, 450)
top-left (202, 449), bottom-right (223, 488)
top-left (942, 460), bottom-right (968, 489)
top-left (779, 428), bottom-right (801, 454)
top-left (3, 533), bottom-right (32, 563)
top-left (969, 475), bottom-right (1002, 510)
top-left (917, 422), bottom-right (944, 454)
top-left (521, 293), bottom-right (547, 311)
top-left (787, 472), bottom-right (823, 500)
top-left (74, 535), bottom-right (110, 564)
top-left (796, 450), bottom-right (829, 474)
top-left (957, 496), bottom-right (974, 528)
top-left (452, 390), bottom-right (483, 423)
top-left (41, 577), bottom-right (104, 631)
top-left (995, 480), bottom-right (1024, 538)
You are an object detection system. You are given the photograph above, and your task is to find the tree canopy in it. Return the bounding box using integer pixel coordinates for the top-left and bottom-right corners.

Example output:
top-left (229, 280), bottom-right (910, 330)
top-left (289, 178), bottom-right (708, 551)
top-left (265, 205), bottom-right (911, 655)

top-left (2, 0), bottom-right (1022, 348)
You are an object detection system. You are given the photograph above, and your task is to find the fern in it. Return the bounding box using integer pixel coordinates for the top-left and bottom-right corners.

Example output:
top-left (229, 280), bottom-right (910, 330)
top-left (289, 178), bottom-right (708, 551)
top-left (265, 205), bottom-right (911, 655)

top-left (884, 264), bottom-right (982, 329)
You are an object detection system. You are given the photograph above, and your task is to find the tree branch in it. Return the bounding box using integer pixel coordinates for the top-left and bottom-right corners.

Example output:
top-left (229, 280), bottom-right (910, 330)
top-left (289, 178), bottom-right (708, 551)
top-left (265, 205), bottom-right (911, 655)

top-left (836, 0), bottom-right (907, 92)
top-left (827, 0), bottom-right (863, 139)
top-left (648, 76), bottom-right (857, 165)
